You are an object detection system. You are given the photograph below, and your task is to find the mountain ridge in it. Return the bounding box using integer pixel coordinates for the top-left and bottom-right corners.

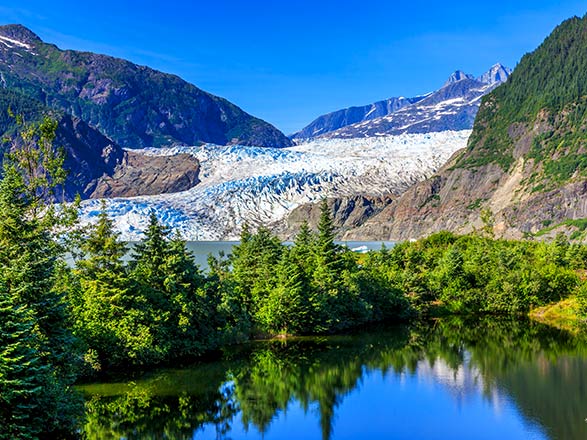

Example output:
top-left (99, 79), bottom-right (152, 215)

top-left (292, 64), bottom-right (511, 140)
top-left (0, 88), bottom-right (201, 200)
top-left (0, 24), bottom-right (292, 149)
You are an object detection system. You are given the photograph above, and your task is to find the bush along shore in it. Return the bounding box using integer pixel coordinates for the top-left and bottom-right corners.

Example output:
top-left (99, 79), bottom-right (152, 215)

top-left (2, 118), bottom-right (587, 438)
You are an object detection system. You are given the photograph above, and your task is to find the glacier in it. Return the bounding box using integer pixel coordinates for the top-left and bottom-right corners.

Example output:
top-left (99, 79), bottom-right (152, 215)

top-left (79, 130), bottom-right (472, 240)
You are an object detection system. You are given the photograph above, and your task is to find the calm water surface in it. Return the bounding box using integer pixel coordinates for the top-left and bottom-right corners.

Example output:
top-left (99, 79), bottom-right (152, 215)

top-left (184, 241), bottom-right (395, 269)
top-left (78, 318), bottom-right (587, 439)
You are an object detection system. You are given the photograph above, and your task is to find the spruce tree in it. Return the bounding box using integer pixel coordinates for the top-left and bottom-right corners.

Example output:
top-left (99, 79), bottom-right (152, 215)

top-left (73, 202), bottom-right (134, 370)
top-left (311, 200), bottom-right (341, 328)
top-left (0, 280), bottom-right (49, 439)
top-left (291, 220), bottom-right (315, 273)
top-left (260, 250), bottom-right (309, 334)
top-left (0, 130), bottom-right (79, 436)
top-left (162, 234), bottom-right (213, 356)
top-left (130, 211), bottom-right (171, 292)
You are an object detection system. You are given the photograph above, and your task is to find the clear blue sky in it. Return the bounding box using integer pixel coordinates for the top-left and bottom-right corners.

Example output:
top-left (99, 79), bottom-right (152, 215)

top-left (0, 1), bottom-right (585, 134)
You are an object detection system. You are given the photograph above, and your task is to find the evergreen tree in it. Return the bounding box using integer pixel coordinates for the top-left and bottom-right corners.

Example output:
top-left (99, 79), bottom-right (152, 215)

top-left (162, 234), bottom-right (214, 356)
top-left (0, 281), bottom-right (50, 439)
top-left (128, 212), bottom-right (214, 362)
top-left (0, 116), bottom-right (79, 437)
top-left (73, 202), bottom-right (134, 370)
top-left (291, 220), bottom-right (315, 274)
top-left (230, 225), bottom-right (283, 328)
top-left (258, 250), bottom-right (309, 334)
top-left (130, 211), bottom-right (171, 292)
top-left (311, 199), bottom-right (346, 331)
top-left (124, 211), bottom-right (174, 365)
top-left (0, 163), bottom-right (77, 377)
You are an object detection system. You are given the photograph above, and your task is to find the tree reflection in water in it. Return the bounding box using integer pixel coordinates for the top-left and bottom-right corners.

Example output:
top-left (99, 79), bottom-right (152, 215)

top-left (79, 318), bottom-right (587, 440)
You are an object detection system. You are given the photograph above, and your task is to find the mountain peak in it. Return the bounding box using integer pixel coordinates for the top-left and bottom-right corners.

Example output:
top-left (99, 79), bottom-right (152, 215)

top-left (0, 24), bottom-right (42, 45)
top-left (443, 70), bottom-right (475, 87)
top-left (478, 63), bottom-right (512, 85)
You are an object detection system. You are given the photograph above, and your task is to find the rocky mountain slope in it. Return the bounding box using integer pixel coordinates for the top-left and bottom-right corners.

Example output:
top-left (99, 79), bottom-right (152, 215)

top-left (91, 151), bottom-right (200, 198)
top-left (345, 15), bottom-right (587, 241)
top-left (292, 64), bottom-right (511, 141)
top-left (0, 24), bottom-right (291, 149)
top-left (0, 88), bottom-right (200, 200)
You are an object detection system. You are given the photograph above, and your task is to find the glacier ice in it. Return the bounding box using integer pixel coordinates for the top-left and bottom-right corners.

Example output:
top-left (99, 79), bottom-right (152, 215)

top-left (78, 130), bottom-right (472, 240)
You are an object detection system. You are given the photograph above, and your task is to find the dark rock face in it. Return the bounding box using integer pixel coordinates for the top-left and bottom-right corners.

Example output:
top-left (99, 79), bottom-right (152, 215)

top-left (91, 151), bottom-right (200, 198)
top-left (0, 88), bottom-right (201, 201)
top-left (277, 195), bottom-right (394, 239)
top-left (0, 87), bottom-right (123, 200)
top-left (56, 114), bottom-right (125, 199)
top-left (0, 24), bottom-right (292, 149)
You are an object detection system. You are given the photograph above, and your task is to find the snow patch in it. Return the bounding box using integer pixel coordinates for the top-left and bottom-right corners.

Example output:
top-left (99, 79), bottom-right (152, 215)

top-left (0, 35), bottom-right (32, 50)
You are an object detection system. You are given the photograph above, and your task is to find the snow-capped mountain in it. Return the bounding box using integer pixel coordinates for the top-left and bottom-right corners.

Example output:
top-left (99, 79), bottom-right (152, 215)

top-left (290, 95), bottom-right (427, 140)
top-left (322, 78), bottom-right (489, 139)
top-left (79, 131), bottom-right (471, 240)
top-left (443, 70), bottom-right (475, 87)
top-left (294, 64), bottom-right (511, 141)
top-left (478, 63), bottom-right (512, 85)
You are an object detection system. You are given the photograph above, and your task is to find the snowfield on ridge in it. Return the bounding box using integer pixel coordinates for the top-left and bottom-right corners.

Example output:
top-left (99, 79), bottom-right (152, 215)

top-left (79, 130), bottom-right (471, 240)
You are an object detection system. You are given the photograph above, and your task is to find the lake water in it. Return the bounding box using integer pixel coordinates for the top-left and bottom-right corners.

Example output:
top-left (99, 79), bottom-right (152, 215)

top-left (185, 241), bottom-right (395, 270)
top-left (78, 318), bottom-right (587, 439)
top-left (67, 240), bottom-right (394, 269)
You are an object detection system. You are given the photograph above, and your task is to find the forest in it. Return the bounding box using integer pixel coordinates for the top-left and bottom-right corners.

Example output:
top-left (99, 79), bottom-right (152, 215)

top-left (1, 117), bottom-right (587, 439)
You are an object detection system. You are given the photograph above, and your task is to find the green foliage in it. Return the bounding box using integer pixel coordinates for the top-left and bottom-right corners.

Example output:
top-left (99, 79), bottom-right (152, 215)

top-left (71, 202), bottom-right (134, 370)
top-left (466, 198), bottom-right (484, 210)
top-left (224, 205), bottom-right (409, 336)
top-left (371, 231), bottom-right (583, 315)
top-left (534, 217), bottom-right (587, 238)
top-left (0, 118), bottom-right (80, 438)
top-left (456, 14), bottom-right (587, 185)
top-left (0, 283), bottom-right (77, 439)
top-left (73, 209), bottom-right (220, 371)
top-left (576, 283), bottom-right (587, 319)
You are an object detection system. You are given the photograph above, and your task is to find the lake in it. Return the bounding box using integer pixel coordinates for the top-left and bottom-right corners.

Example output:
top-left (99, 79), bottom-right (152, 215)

top-left (78, 317), bottom-right (587, 439)
top-left (68, 240), bottom-right (394, 269)
top-left (184, 241), bottom-right (396, 270)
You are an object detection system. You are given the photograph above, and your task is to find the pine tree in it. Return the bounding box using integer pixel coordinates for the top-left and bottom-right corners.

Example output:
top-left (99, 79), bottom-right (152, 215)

top-left (0, 164), bottom-right (79, 437)
top-left (230, 225), bottom-right (283, 325)
top-left (162, 234), bottom-right (213, 356)
top-left (260, 250), bottom-right (310, 334)
top-left (314, 199), bottom-right (343, 277)
top-left (73, 202), bottom-right (133, 370)
top-left (0, 280), bottom-right (48, 439)
top-left (130, 211), bottom-right (171, 292)
top-left (311, 200), bottom-right (341, 328)
top-left (128, 213), bottom-right (214, 362)
top-left (0, 162), bottom-right (77, 374)
top-left (291, 220), bottom-right (315, 273)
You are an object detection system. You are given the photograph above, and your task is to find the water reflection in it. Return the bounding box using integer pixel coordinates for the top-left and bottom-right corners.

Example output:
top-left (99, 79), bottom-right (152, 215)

top-left (78, 318), bottom-right (587, 440)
